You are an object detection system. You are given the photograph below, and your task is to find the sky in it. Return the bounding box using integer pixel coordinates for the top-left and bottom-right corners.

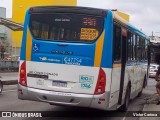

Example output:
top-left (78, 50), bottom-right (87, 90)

top-left (0, 0), bottom-right (12, 18)
top-left (0, 0), bottom-right (160, 36)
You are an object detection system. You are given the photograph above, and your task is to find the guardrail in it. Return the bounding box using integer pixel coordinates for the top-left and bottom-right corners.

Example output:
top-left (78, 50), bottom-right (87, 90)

top-left (0, 61), bottom-right (19, 72)
top-left (2, 80), bottom-right (18, 85)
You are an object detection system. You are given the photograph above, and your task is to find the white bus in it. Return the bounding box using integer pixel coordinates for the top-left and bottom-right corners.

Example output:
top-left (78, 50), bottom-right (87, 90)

top-left (18, 6), bottom-right (150, 111)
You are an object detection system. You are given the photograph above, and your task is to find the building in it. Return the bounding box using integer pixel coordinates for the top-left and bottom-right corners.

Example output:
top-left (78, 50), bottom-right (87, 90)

top-left (0, 7), bottom-right (11, 57)
top-left (150, 36), bottom-right (160, 44)
top-left (0, 7), bottom-right (7, 50)
top-left (12, 0), bottom-right (77, 56)
top-left (149, 36), bottom-right (160, 63)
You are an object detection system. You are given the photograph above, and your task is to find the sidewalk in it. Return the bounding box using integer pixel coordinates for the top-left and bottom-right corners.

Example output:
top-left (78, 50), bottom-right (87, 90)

top-left (139, 104), bottom-right (160, 120)
top-left (139, 81), bottom-right (160, 120)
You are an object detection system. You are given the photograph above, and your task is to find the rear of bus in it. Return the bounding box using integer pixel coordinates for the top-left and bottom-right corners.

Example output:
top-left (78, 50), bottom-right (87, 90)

top-left (18, 6), bottom-right (113, 110)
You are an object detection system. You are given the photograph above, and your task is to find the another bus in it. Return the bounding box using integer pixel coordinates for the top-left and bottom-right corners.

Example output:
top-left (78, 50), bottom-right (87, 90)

top-left (18, 6), bottom-right (150, 111)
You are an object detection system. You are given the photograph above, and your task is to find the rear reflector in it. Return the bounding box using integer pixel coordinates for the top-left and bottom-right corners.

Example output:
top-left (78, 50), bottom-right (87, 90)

top-left (94, 68), bottom-right (106, 95)
top-left (18, 89), bottom-right (23, 94)
top-left (19, 61), bottom-right (27, 86)
top-left (154, 70), bottom-right (158, 72)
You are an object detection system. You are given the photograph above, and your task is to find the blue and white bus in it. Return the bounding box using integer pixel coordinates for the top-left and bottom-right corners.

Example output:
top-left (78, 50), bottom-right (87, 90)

top-left (18, 6), bottom-right (150, 111)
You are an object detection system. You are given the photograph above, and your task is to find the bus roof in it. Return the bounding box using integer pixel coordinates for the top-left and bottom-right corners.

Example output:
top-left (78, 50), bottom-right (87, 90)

top-left (112, 11), bottom-right (148, 39)
top-left (29, 6), bottom-right (107, 17)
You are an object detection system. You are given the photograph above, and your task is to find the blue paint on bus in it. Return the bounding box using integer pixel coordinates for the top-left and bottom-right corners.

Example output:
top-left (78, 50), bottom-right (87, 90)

top-left (101, 10), bottom-right (113, 68)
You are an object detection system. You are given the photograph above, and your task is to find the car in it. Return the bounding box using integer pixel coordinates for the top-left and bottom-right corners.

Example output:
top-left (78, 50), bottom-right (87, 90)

top-left (149, 64), bottom-right (159, 78)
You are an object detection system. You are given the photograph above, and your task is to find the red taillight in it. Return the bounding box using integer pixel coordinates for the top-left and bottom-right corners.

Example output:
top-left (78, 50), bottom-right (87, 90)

top-left (19, 61), bottom-right (27, 86)
top-left (94, 68), bottom-right (106, 95)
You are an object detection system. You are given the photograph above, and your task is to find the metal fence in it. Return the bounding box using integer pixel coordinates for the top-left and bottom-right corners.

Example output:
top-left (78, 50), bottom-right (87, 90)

top-left (0, 61), bottom-right (19, 72)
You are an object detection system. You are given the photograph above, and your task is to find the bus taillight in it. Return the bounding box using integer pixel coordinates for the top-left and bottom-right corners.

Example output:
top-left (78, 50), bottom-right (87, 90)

top-left (19, 61), bottom-right (27, 87)
top-left (94, 68), bottom-right (106, 95)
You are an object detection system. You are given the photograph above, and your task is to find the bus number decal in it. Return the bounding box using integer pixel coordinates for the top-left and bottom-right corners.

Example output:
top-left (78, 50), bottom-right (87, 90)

top-left (79, 75), bottom-right (94, 83)
top-left (81, 83), bottom-right (92, 89)
top-left (79, 75), bottom-right (94, 89)
top-left (80, 28), bottom-right (99, 40)
top-left (63, 57), bottom-right (82, 65)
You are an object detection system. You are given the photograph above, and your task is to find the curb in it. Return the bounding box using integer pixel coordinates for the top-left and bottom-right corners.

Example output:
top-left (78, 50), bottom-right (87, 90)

top-left (1, 80), bottom-right (18, 85)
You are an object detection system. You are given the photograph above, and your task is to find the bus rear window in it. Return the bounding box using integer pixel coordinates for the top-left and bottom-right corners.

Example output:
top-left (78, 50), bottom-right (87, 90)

top-left (29, 13), bottom-right (104, 43)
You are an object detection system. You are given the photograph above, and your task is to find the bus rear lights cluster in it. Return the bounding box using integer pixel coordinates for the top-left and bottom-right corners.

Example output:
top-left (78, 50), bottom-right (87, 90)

top-left (21, 80), bottom-right (27, 85)
top-left (94, 68), bottom-right (106, 95)
top-left (97, 88), bottom-right (102, 93)
top-left (19, 61), bottom-right (27, 87)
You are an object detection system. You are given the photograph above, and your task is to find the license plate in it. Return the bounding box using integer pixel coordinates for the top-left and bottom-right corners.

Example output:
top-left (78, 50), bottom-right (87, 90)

top-left (52, 81), bottom-right (67, 87)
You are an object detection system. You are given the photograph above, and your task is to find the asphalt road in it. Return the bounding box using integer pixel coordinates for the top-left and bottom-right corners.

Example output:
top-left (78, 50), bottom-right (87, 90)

top-left (0, 77), bottom-right (157, 120)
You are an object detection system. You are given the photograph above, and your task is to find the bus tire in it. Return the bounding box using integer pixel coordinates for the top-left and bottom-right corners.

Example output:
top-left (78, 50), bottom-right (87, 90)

top-left (137, 76), bottom-right (146, 97)
top-left (137, 89), bottom-right (142, 97)
top-left (120, 85), bottom-right (131, 111)
top-left (143, 75), bottom-right (147, 88)
top-left (0, 80), bottom-right (3, 93)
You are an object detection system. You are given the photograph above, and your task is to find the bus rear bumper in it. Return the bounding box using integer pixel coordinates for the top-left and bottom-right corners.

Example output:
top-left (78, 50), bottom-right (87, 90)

top-left (18, 84), bottom-right (110, 110)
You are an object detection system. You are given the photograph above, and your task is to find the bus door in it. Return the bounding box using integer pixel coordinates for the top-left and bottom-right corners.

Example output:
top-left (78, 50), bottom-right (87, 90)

top-left (118, 28), bottom-right (127, 105)
top-left (110, 24), bottom-right (127, 108)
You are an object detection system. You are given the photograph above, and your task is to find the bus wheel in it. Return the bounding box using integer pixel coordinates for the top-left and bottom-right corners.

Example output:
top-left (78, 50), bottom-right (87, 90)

top-left (137, 89), bottom-right (142, 97)
top-left (0, 80), bottom-right (3, 93)
top-left (137, 77), bottom-right (145, 97)
top-left (143, 75), bottom-right (147, 88)
top-left (120, 85), bottom-right (130, 111)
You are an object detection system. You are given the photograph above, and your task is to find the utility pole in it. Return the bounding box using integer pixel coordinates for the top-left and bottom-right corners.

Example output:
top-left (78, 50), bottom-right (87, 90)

top-left (151, 31), bottom-right (154, 41)
top-left (152, 31), bottom-right (154, 37)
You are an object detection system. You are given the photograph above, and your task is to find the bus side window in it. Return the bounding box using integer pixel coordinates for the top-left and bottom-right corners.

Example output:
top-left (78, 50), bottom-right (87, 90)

top-left (141, 38), bottom-right (145, 60)
top-left (145, 39), bottom-right (149, 60)
top-left (127, 31), bottom-right (132, 61)
top-left (133, 34), bottom-right (136, 60)
top-left (139, 37), bottom-right (144, 61)
top-left (136, 35), bottom-right (141, 61)
top-left (113, 24), bottom-right (121, 63)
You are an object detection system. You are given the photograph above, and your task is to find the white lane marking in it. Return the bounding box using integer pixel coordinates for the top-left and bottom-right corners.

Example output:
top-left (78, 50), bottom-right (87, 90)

top-left (122, 111), bottom-right (129, 120)
top-left (122, 116), bottom-right (126, 120)
top-left (2, 90), bottom-right (17, 93)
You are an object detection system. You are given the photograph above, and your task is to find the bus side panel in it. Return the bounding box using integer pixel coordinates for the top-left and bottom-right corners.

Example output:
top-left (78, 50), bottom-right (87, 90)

top-left (109, 65), bottom-right (121, 108)
top-left (100, 11), bottom-right (122, 109)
